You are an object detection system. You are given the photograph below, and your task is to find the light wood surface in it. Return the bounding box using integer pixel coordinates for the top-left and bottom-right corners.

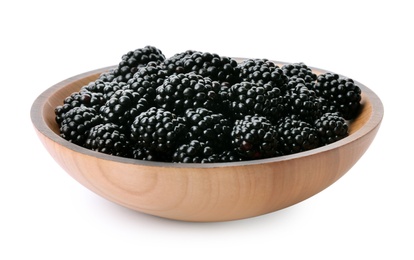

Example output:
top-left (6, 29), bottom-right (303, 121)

top-left (31, 61), bottom-right (384, 222)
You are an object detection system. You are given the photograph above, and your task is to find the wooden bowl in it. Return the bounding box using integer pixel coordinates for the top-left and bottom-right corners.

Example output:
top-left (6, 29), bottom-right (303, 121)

top-left (30, 61), bottom-right (383, 222)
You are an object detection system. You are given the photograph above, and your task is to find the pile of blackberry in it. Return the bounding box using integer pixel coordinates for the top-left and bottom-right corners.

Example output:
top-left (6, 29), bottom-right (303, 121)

top-left (55, 46), bottom-right (362, 163)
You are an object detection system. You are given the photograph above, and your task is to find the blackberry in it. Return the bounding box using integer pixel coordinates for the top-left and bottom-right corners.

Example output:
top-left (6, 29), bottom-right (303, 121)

top-left (284, 77), bottom-right (322, 123)
top-left (231, 115), bottom-right (278, 160)
top-left (130, 107), bottom-right (186, 154)
top-left (217, 150), bottom-right (242, 163)
top-left (228, 81), bottom-right (285, 121)
top-left (181, 51), bottom-right (240, 84)
top-left (81, 79), bottom-right (107, 94)
top-left (58, 106), bottom-right (102, 146)
top-left (55, 89), bottom-right (105, 124)
top-left (100, 46), bottom-right (166, 83)
top-left (155, 73), bottom-right (220, 115)
top-left (126, 63), bottom-right (169, 106)
top-left (99, 89), bottom-right (149, 133)
top-left (85, 123), bottom-right (131, 157)
top-left (100, 80), bottom-right (129, 100)
top-left (172, 140), bottom-right (218, 163)
top-left (131, 146), bottom-right (170, 161)
top-left (314, 112), bottom-right (348, 145)
top-left (184, 108), bottom-right (232, 149)
top-left (282, 62), bottom-right (317, 88)
top-left (238, 59), bottom-right (288, 92)
top-left (314, 73), bottom-right (361, 120)
top-left (276, 115), bottom-right (319, 155)
top-left (160, 50), bottom-right (197, 75)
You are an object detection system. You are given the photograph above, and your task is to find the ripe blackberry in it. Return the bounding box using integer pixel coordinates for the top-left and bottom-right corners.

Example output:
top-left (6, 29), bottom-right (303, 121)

top-left (214, 81), bottom-right (238, 117)
top-left (99, 89), bottom-right (149, 133)
top-left (131, 146), bottom-right (170, 162)
top-left (276, 115), bottom-right (319, 155)
top-left (238, 59), bottom-right (288, 92)
top-left (55, 89), bottom-right (105, 124)
top-left (284, 77), bottom-right (322, 123)
top-left (81, 79), bottom-right (107, 93)
top-left (282, 62), bottom-right (317, 88)
top-left (314, 112), bottom-right (348, 145)
top-left (184, 108), bottom-right (232, 149)
top-left (155, 72), bottom-right (220, 115)
top-left (231, 115), bottom-right (278, 160)
top-left (98, 80), bottom-right (129, 100)
top-left (130, 107), bottom-right (186, 154)
top-left (126, 63), bottom-right (169, 106)
top-left (85, 123), bottom-right (131, 157)
top-left (228, 81), bottom-right (285, 121)
top-left (181, 52), bottom-right (240, 84)
top-left (217, 150), bottom-right (242, 163)
top-left (160, 50), bottom-right (197, 75)
top-left (58, 106), bottom-right (102, 146)
top-left (172, 140), bottom-right (218, 163)
top-left (314, 73), bottom-right (361, 120)
top-left (100, 46), bottom-right (166, 83)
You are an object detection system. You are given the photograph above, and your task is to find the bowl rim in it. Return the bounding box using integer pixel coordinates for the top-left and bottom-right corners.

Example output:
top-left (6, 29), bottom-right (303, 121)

top-left (31, 60), bottom-right (384, 169)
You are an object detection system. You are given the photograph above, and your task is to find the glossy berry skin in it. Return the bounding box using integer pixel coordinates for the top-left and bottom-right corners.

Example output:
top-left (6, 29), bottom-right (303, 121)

top-left (314, 73), bottom-right (361, 120)
top-left (181, 52), bottom-right (240, 84)
top-left (231, 115), bottom-right (279, 160)
top-left (58, 106), bottom-right (103, 146)
top-left (184, 107), bottom-right (232, 150)
top-left (160, 50), bottom-right (197, 75)
top-left (85, 123), bottom-right (131, 157)
top-left (126, 63), bottom-right (169, 106)
top-left (276, 115), bottom-right (320, 155)
top-left (155, 72), bottom-right (220, 115)
top-left (284, 77), bottom-right (322, 123)
top-left (130, 107), bottom-right (186, 154)
top-left (100, 45), bottom-right (166, 83)
top-left (99, 89), bottom-right (149, 133)
top-left (314, 112), bottom-right (348, 145)
top-left (55, 89), bottom-right (105, 124)
top-left (172, 140), bottom-right (217, 163)
top-left (228, 81), bottom-right (285, 121)
top-left (282, 62), bottom-right (317, 88)
top-left (238, 59), bottom-right (288, 92)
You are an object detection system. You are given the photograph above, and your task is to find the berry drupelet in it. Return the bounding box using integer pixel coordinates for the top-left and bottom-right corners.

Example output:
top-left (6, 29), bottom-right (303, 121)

top-left (181, 51), bottom-right (240, 84)
top-left (172, 140), bottom-right (218, 163)
top-left (85, 123), bottom-right (131, 157)
top-left (282, 62), bottom-right (317, 88)
top-left (130, 107), bottom-right (186, 155)
top-left (314, 73), bottom-right (361, 120)
top-left (276, 115), bottom-right (319, 155)
top-left (184, 107), bottom-right (232, 150)
top-left (238, 59), bottom-right (289, 92)
top-left (314, 112), bottom-right (348, 145)
top-left (58, 106), bottom-right (103, 146)
top-left (231, 115), bottom-right (279, 160)
top-left (160, 50), bottom-right (197, 75)
top-left (55, 89), bottom-right (105, 124)
top-left (99, 89), bottom-right (149, 133)
top-left (228, 81), bottom-right (285, 121)
top-left (155, 72), bottom-right (220, 115)
top-left (284, 77), bottom-right (322, 123)
top-left (99, 45), bottom-right (166, 83)
top-left (126, 63), bottom-right (169, 106)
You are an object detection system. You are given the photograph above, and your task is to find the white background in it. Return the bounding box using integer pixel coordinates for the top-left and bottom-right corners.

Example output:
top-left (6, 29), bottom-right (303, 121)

top-left (1, 0), bottom-right (412, 259)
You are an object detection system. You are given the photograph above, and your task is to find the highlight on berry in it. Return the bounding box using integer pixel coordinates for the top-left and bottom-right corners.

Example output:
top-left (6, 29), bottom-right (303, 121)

top-left (55, 45), bottom-right (362, 163)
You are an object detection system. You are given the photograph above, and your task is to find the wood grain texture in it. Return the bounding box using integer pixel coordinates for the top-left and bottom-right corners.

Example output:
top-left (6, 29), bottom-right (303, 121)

top-left (31, 62), bottom-right (384, 222)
